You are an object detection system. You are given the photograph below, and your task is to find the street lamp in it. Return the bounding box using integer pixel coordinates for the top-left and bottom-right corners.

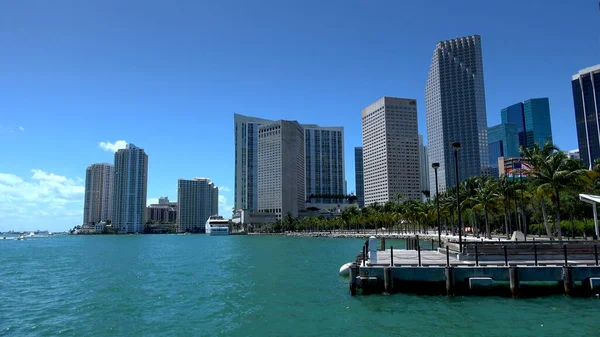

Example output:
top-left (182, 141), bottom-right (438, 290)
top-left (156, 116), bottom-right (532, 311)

top-left (452, 142), bottom-right (462, 253)
top-left (432, 162), bottom-right (441, 248)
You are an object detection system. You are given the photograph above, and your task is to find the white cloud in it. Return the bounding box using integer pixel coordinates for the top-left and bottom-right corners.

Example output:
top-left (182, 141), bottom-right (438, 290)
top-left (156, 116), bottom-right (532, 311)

top-left (147, 198), bottom-right (159, 206)
top-left (99, 140), bottom-right (127, 152)
top-left (0, 170), bottom-right (85, 231)
top-left (218, 194), bottom-right (234, 218)
top-left (219, 186), bottom-right (231, 192)
top-left (19, 126), bottom-right (24, 131)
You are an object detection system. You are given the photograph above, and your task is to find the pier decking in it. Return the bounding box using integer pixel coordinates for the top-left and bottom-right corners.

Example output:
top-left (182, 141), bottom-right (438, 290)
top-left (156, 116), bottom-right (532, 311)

top-left (349, 237), bottom-right (600, 297)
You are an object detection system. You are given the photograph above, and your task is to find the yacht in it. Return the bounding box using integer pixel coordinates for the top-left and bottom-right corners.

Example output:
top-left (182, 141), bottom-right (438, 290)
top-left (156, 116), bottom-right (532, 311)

top-left (205, 216), bottom-right (230, 235)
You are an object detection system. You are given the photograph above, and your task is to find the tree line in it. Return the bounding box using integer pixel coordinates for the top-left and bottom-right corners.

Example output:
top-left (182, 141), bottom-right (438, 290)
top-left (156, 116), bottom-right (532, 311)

top-left (253, 142), bottom-right (600, 239)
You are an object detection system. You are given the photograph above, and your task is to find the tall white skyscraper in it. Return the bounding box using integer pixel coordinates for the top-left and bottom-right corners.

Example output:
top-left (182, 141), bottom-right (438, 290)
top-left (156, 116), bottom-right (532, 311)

top-left (257, 120), bottom-right (305, 218)
top-left (362, 97), bottom-right (420, 205)
top-left (418, 135), bottom-right (430, 200)
top-left (426, 35), bottom-right (489, 193)
top-left (177, 178), bottom-right (218, 233)
top-left (303, 124), bottom-right (345, 198)
top-left (234, 113), bottom-right (273, 211)
top-left (112, 144), bottom-right (148, 234)
top-left (83, 163), bottom-right (114, 225)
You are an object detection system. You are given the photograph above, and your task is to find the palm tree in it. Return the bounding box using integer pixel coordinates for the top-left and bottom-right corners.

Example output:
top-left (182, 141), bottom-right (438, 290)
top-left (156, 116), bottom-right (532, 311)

top-left (472, 178), bottom-right (501, 239)
top-left (528, 150), bottom-right (589, 240)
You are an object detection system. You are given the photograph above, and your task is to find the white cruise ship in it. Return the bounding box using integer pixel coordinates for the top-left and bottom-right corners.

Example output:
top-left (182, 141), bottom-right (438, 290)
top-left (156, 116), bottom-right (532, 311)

top-left (205, 216), bottom-right (230, 235)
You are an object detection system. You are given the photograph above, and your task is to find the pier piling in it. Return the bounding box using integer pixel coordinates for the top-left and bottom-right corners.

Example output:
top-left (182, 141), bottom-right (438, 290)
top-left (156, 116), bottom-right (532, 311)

top-left (562, 267), bottom-right (573, 296)
top-left (445, 267), bottom-right (453, 296)
top-left (509, 267), bottom-right (519, 297)
top-left (349, 263), bottom-right (357, 296)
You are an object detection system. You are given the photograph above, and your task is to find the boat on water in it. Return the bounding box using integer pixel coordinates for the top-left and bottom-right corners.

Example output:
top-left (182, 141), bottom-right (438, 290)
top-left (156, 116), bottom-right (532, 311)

top-left (205, 216), bottom-right (230, 235)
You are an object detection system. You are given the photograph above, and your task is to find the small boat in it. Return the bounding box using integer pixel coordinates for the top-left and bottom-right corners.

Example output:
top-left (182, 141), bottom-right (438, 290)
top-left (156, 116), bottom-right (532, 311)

top-left (17, 236), bottom-right (25, 241)
top-left (28, 232), bottom-right (35, 236)
top-left (205, 216), bottom-right (230, 235)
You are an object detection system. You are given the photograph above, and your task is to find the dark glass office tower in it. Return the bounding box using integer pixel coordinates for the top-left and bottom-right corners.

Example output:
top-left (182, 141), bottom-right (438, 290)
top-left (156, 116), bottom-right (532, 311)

top-left (573, 65), bottom-right (600, 169)
top-left (354, 147), bottom-right (364, 208)
top-left (501, 98), bottom-right (552, 150)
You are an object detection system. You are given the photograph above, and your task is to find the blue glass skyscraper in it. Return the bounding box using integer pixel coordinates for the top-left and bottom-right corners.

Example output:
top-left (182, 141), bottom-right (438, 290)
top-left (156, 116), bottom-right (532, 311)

top-left (501, 98), bottom-right (552, 150)
top-left (488, 123), bottom-right (519, 177)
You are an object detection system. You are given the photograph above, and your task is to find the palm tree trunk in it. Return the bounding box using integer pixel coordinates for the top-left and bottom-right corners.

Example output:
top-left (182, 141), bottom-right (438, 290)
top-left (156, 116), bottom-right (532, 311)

top-left (541, 202), bottom-right (552, 238)
top-left (485, 207), bottom-right (491, 239)
top-left (556, 189), bottom-right (563, 241)
top-left (504, 208), bottom-right (509, 238)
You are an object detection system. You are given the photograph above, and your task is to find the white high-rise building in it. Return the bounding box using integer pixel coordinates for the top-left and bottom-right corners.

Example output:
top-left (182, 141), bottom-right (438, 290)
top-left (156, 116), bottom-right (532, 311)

top-left (362, 97), bottom-right (420, 205)
top-left (112, 144), bottom-right (148, 234)
top-left (234, 113), bottom-right (273, 211)
top-left (177, 178), bottom-right (218, 233)
top-left (426, 35), bottom-right (490, 193)
top-left (303, 124), bottom-right (345, 199)
top-left (257, 120), bottom-right (305, 218)
top-left (83, 163), bottom-right (114, 225)
top-left (419, 135), bottom-right (430, 201)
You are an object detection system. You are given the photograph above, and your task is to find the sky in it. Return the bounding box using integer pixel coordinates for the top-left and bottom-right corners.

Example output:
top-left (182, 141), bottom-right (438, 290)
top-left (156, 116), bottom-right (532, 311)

top-left (0, 0), bottom-right (599, 232)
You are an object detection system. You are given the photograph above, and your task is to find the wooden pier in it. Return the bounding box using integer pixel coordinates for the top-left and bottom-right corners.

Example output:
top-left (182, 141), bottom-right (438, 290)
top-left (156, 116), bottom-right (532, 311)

top-left (349, 237), bottom-right (600, 297)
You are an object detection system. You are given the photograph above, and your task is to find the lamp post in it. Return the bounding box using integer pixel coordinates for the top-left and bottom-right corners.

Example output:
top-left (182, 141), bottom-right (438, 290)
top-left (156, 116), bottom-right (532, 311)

top-left (452, 142), bottom-right (462, 253)
top-left (519, 158), bottom-right (527, 241)
top-left (432, 162), bottom-right (441, 248)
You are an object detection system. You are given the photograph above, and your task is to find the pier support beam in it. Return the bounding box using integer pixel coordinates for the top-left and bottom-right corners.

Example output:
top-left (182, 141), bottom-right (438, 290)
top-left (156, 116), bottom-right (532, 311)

top-left (380, 237), bottom-right (386, 251)
top-left (562, 267), bottom-right (573, 296)
top-left (509, 267), bottom-right (519, 297)
top-left (445, 267), bottom-right (453, 296)
top-left (369, 236), bottom-right (378, 264)
top-left (384, 267), bottom-right (393, 294)
top-left (349, 263), bottom-right (357, 296)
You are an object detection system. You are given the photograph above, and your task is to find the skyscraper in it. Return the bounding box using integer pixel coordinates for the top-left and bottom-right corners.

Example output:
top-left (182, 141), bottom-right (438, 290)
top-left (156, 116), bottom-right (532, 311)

top-left (177, 178), bottom-right (218, 233)
top-left (488, 123), bottom-right (520, 177)
top-left (354, 147), bottom-right (364, 208)
top-left (362, 97), bottom-right (420, 205)
top-left (234, 113), bottom-right (273, 211)
top-left (83, 163), bottom-right (114, 225)
top-left (257, 120), bottom-right (305, 218)
top-left (112, 144), bottom-right (148, 234)
top-left (501, 98), bottom-right (552, 150)
top-left (158, 196), bottom-right (169, 205)
top-left (425, 35), bottom-right (489, 192)
top-left (572, 64), bottom-right (600, 169)
top-left (418, 135), bottom-right (430, 200)
top-left (303, 124), bottom-right (345, 199)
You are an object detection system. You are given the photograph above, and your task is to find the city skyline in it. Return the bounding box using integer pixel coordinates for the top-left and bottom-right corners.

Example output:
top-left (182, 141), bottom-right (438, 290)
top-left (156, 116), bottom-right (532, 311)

top-left (1, 1), bottom-right (598, 231)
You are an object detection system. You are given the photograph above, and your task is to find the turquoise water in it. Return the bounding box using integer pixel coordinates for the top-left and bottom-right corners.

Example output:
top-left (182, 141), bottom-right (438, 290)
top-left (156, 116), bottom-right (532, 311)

top-left (0, 235), bottom-right (597, 336)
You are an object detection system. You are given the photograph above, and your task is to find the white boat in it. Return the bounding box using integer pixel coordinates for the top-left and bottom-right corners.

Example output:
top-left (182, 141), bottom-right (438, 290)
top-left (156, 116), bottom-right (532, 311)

top-left (205, 216), bottom-right (230, 235)
top-left (29, 232), bottom-right (35, 236)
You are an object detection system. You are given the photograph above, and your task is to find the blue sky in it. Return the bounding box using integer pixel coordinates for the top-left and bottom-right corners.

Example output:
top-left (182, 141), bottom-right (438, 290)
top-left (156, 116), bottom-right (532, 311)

top-left (1, 0), bottom-right (598, 232)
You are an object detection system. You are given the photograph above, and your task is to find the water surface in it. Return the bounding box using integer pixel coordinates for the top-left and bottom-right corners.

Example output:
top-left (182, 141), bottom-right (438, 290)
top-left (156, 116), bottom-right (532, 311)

top-left (0, 235), bottom-right (596, 336)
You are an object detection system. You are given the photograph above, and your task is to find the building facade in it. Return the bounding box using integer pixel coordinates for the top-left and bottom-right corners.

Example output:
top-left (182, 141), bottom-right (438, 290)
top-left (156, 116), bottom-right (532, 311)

top-left (354, 147), bottom-right (364, 208)
top-left (501, 98), bottom-right (552, 150)
top-left (83, 163), bottom-right (114, 225)
top-left (488, 123), bottom-right (520, 177)
top-left (303, 124), bottom-right (345, 199)
top-left (572, 65), bottom-right (600, 169)
top-left (257, 120), bottom-right (305, 218)
top-left (418, 135), bottom-right (430, 201)
top-left (158, 196), bottom-right (170, 205)
top-left (177, 178), bottom-right (218, 233)
top-left (146, 202), bottom-right (177, 224)
top-left (112, 144), bottom-right (148, 234)
top-left (234, 113), bottom-right (273, 211)
top-left (362, 97), bottom-right (420, 205)
top-left (425, 35), bottom-right (490, 192)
